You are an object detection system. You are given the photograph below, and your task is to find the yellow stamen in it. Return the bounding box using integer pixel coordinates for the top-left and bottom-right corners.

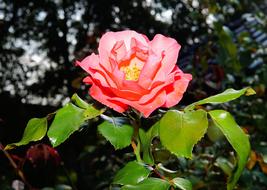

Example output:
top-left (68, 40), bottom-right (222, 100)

top-left (121, 63), bottom-right (141, 81)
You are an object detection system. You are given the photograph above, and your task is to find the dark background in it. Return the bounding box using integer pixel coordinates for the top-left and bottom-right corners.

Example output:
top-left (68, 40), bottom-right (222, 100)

top-left (0, 0), bottom-right (267, 189)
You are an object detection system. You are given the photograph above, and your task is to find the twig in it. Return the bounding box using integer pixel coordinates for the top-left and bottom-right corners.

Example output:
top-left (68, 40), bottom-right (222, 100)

top-left (0, 142), bottom-right (32, 189)
top-left (131, 140), bottom-right (141, 162)
top-left (153, 165), bottom-right (176, 187)
top-left (153, 167), bottom-right (166, 180)
top-left (129, 113), bottom-right (142, 162)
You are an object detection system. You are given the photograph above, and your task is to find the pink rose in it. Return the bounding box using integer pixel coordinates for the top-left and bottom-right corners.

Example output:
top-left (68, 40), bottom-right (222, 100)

top-left (77, 30), bottom-right (192, 117)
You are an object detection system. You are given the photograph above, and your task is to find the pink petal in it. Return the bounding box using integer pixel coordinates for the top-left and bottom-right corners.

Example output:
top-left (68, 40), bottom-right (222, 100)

top-left (138, 52), bottom-right (162, 89)
top-left (119, 80), bottom-right (149, 95)
top-left (138, 74), bottom-right (175, 104)
top-left (77, 54), bottom-right (117, 88)
top-left (138, 90), bottom-right (166, 117)
top-left (76, 53), bottom-right (100, 73)
top-left (149, 34), bottom-right (181, 81)
top-left (98, 30), bottom-right (148, 70)
top-left (130, 37), bottom-right (149, 61)
top-left (110, 87), bottom-right (143, 101)
top-left (89, 83), bottom-right (128, 113)
top-left (83, 76), bottom-right (93, 84)
top-left (106, 90), bottom-right (166, 118)
top-left (110, 40), bottom-right (127, 63)
top-left (163, 73), bottom-right (192, 108)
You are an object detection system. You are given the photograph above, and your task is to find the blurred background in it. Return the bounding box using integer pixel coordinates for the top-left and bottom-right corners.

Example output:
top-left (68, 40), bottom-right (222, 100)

top-left (0, 0), bottom-right (267, 189)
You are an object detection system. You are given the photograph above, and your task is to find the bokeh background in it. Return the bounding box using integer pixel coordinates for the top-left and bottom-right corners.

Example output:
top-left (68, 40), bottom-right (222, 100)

top-left (0, 0), bottom-right (267, 189)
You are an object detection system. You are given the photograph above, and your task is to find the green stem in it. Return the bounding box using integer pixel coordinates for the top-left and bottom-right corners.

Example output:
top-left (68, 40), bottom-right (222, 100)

top-left (131, 140), bottom-right (142, 162)
top-left (129, 112), bottom-right (142, 162)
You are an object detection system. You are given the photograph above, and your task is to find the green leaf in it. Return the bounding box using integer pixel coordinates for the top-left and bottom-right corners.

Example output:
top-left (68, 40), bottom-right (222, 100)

top-left (207, 121), bottom-right (224, 142)
top-left (215, 157), bottom-right (233, 176)
top-left (5, 118), bottom-right (47, 150)
top-left (71, 93), bottom-right (90, 109)
top-left (47, 103), bottom-right (86, 147)
top-left (121, 178), bottom-right (170, 190)
top-left (185, 88), bottom-right (256, 111)
top-left (71, 93), bottom-right (105, 119)
top-left (209, 110), bottom-right (250, 190)
top-left (172, 177), bottom-right (192, 190)
top-left (139, 122), bottom-right (159, 164)
top-left (97, 121), bottom-right (134, 149)
top-left (83, 106), bottom-right (105, 120)
top-left (113, 161), bottom-right (151, 185)
top-left (159, 110), bottom-right (208, 158)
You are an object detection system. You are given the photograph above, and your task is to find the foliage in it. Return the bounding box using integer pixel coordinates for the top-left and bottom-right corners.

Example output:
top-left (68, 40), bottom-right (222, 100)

top-left (4, 89), bottom-right (254, 190)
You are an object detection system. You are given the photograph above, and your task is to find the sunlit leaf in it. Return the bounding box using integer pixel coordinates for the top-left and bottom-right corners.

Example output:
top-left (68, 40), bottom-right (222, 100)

top-left (209, 110), bottom-right (250, 190)
top-left (113, 161), bottom-right (151, 185)
top-left (172, 177), bottom-right (192, 190)
top-left (71, 93), bottom-right (90, 109)
top-left (98, 121), bottom-right (133, 150)
top-left (83, 106), bottom-right (105, 120)
top-left (47, 101), bottom-right (104, 147)
top-left (5, 118), bottom-right (47, 150)
top-left (159, 110), bottom-right (208, 158)
top-left (121, 178), bottom-right (170, 190)
top-left (71, 93), bottom-right (105, 119)
top-left (47, 103), bottom-right (86, 147)
top-left (185, 87), bottom-right (256, 111)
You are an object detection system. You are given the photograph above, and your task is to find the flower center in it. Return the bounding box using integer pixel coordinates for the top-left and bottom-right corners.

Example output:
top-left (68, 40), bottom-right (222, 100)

top-left (121, 64), bottom-right (141, 81)
top-left (120, 57), bottom-right (143, 81)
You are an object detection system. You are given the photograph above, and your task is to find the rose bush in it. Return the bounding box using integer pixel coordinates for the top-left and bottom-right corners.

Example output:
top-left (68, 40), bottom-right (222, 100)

top-left (5, 29), bottom-right (254, 190)
top-left (77, 30), bottom-right (192, 117)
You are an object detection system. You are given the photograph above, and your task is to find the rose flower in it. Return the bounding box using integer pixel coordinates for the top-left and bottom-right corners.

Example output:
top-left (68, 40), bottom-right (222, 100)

top-left (77, 30), bottom-right (192, 117)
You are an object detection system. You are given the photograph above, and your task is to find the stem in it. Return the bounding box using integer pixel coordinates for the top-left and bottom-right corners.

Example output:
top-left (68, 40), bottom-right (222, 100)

top-left (46, 111), bottom-right (57, 120)
top-left (129, 111), bottom-right (142, 162)
top-left (0, 143), bottom-right (32, 189)
top-left (153, 167), bottom-right (166, 180)
top-left (131, 140), bottom-right (141, 162)
top-left (154, 165), bottom-right (175, 187)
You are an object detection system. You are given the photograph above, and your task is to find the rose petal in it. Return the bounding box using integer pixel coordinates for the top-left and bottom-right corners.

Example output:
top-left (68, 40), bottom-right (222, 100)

top-left (138, 52), bottom-right (162, 89)
top-left (130, 37), bottom-right (149, 61)
top-left (107, 90), bottom-right (167, 118)
top-left (110, 40), bottom-right (127, 63)
top-left (83, 76), bottom-right (93, 84)
top-left (89, 83), bottom-right (128, 113)
top-left (138, 74), bottom-right (175, 104)
top-left (120, 80), bottom-right (149, 95)
top-left (110, 87), bottom-right (143, 101)
top-left (163, 72), bottom-right (192, 108)
top-left (150, 34), bottom-right (181, 81)
top-left (77, 55), bottom-right (117, 88)
top-left (98, 30), bottom-right (148, 70)
top-left (138, 90), bottom-right (166, 117)
top-left (76, 53), bottom-right (100, 73)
